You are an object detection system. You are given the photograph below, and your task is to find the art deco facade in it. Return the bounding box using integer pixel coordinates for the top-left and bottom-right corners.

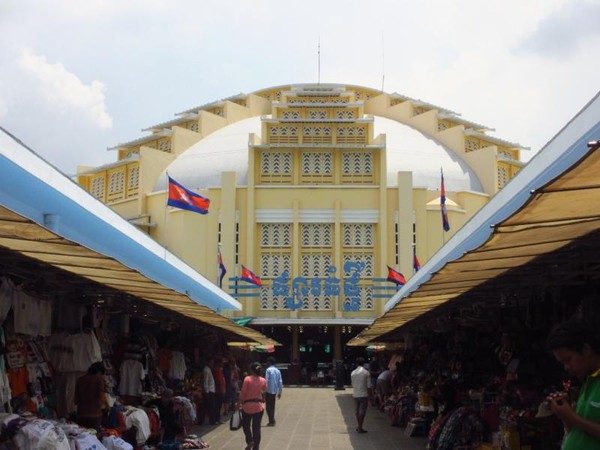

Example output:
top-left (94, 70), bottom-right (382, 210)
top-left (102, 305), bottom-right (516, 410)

top-left (77, 84), bottom-right (525, 362)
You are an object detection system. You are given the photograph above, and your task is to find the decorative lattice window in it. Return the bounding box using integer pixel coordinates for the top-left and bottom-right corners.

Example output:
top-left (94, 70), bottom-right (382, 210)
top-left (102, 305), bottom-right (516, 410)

top-left (300, 291), bottom-right (332, 311)
top-left (158, 139), bottom-right (171, 153)
top-left (336, 110), bottom-right (355, 119)
top-left (497, 166), bottom-right (509, 189)
top-left (268, 126), bottom-right (299, 144)
top-left (413, 106), bottom-right (427, 116)
top-left (127, 166), bottom-right (139, 194)
top-left (390, 98), bottom-right (404, 107)
top-left (343, 286), bottom-right (374, 311)
top-left (342, 152), bottom-right (373, 176)
top-left (343, 224), bottom-right (374, 247)
top-left (260, 151), bottom-right (292, 175)
top-left (301, 253), bottom-right (333, 278)
top-left (260, 223), bottom-right (292, 247)
top-left (260, 253), bottom-right (292, 278)
top-left (108, 171), bottom-right (125, 195)
top-left (188, 122), bottom-right (199, 133)
top-left (343, 253), bottom-right (374, 278)
top-left (90, 176), bottom-right (105, 200)
top-left (337, 126), bottom-right (366, 144)
top-left (438, 120), bottom-right (450, 132)
top-left (302, 151), bottom-right (333, 176)
top-left (465, 138), bottom-right (480, 152)
top-left (261, 289), bottom-right (285, 310)
top-left (499, 150), bottom-right (513, 160)
top-left (308, 110), bottom-right (327, 119)
top-left (301, 224), bottom-right (333, 248)
top-left (302, 126), bottom-right (332, 144)
top-left (282, 110), bottom-right (300, 119)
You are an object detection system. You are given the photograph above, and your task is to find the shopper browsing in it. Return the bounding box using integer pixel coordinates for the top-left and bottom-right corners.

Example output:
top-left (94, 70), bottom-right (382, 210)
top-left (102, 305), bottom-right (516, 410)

top-left (238, 362), bottom-right (267, 450)
top-left (264, 357), bottom-right (283, 426)
top-left (546, 318), bottom-right (600, 449)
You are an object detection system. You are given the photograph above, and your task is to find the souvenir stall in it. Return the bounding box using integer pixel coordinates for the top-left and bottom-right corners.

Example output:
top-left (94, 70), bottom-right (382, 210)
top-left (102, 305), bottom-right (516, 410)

top-left (349, 102), bottom-right (600, 449)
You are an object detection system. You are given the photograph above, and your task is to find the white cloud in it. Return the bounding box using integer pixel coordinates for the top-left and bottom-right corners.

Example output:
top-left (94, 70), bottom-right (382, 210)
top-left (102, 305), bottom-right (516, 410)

top-left (17, 48), bottom-right (112, 129)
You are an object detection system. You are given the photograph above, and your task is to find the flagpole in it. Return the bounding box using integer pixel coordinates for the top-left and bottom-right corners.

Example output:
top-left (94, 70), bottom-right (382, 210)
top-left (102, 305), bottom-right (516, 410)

top-left (164, 172), bottom-right (170, 260)
top-left (217, 242), bottom-right (222, 288)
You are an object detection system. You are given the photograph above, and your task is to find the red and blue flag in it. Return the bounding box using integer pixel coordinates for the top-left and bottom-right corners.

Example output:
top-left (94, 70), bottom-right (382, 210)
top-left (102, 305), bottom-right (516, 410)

top-left (218, 253), bottom-right (227, 288)
top-left (413, 252), bottom-right (421, 272)
top-left (386, 266), bottom-right (407, 286)
top-left (167, 176), bottom-right (210, 215)
top-left (241, 265), bottom-right (262, 287)
top-left (441, 169), bottom-right (450, 232)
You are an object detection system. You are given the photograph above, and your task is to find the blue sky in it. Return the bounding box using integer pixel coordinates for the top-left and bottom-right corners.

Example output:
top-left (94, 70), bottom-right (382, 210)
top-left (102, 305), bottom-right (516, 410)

top-left (1, 0), bottom-right (599, 174)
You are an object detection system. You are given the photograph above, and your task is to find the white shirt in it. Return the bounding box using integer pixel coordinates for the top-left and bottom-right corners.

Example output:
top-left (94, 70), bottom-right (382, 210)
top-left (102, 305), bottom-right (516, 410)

top-left (351, 365), bottom-right (369, 398)
top-left (203, 365), bottom-right (215, 393)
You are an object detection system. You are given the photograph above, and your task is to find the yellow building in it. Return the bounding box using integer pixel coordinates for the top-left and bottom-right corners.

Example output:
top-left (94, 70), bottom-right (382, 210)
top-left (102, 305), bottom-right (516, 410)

top-left (77, 83), bottom-right (525, 365)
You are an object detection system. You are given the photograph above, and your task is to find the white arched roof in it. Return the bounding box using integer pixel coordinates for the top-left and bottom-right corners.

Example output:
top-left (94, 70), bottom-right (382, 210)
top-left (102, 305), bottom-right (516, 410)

top-left (154, 116), bottom-right (483, 192)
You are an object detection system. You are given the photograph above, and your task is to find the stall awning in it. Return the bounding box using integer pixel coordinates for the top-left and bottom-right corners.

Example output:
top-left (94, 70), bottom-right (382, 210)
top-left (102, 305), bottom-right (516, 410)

top-left (349, 91), bottom-right (600, 346)
top-left (0, 127), bottom-right (276, 345)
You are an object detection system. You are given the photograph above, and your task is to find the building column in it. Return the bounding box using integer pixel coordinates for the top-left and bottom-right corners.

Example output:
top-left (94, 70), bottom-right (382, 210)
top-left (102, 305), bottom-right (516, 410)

top-left (334, 325), bottom-right (342, 360)
top-left (292, 325), bottom-right (299, 361)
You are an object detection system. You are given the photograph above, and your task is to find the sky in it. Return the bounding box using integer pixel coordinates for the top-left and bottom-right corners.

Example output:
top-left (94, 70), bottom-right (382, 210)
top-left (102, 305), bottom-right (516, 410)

top-left (0, 0), bottom-right (599, 175)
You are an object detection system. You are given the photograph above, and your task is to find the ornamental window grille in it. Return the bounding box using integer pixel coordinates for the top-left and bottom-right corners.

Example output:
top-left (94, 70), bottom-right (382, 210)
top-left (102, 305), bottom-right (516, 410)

top-left (127, 166), bottom-right (139, 194)
top-left (308, 110), bottom-right (327, 119)
top-left (282, 110), bottom-right (300, 119)
top-left (207, 107), bottom-right (224, 117)
top-left (260, 253), bottom-right (292, 279)
top-left (390, 98), bottom-right (404, 107)
top-left (268, 126), bottom-right (299, 144)
top-left (497, 166), bottom-right (509, 189)
top-left (301, 224), bottom-right (333, 248)
top-left (343, 286), bottom-right (374, 310)
top-left (188, 122), bottom-right (199, 133)
top-left (343, 224), bottom-right (374, 247)
top-left (336, 110), bottom-right (355, 119)
top-left (301, 253), bottom-right (333, 278)
top-left (301, 152), bottom-right (333, 175)
top-left (343, 253), bottom-right (374, 278)
top-left (158, 139), bottom-right (171, 153)
top-left (261, 289), bottom-right (285, 310)
top-left (303, 126), bottom-right (332, 144)
top-left (465, 138), bottom-right (480, 152)
top-left (499, 150), bottom-right (513, 160)
top-left (260, 151), bottom-right (292, 176)
top-left (342, 151), bottom-right (373, 176)
top-left (437, 120), bottom-right (450, 132)
top-left (300, 291), bottom-right (332, 311)
top-left (90, 176), bottom-right (105, 200)
top-left (108, 171), bottom-right (125, 195)
top-left (337, 126), bottom-right (366, 145)
top-left (413, 106), bottom-right (427, 116)
top-left (260, 223), bottom-right (292, 247)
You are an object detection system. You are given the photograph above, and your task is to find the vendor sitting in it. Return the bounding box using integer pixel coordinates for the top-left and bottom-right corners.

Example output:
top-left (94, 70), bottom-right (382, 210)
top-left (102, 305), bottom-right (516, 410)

top-left (150, 388), bottom-right (184, 442)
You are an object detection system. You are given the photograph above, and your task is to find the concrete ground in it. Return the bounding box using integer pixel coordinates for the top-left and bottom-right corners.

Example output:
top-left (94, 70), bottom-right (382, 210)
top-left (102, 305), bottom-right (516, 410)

top-left (191, 387), bottom-right (428, 449)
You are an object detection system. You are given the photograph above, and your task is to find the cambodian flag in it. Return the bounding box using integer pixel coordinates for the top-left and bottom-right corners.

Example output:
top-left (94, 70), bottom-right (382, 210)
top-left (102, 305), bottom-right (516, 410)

top-left (441, 168), bottom-right (450, 232)
top-left (386, 266), bottom-right (407, 286)
top-left (241, 265), bottom-right (262, 287)
top-left (167, 176), bottom-right (210, 214)
top-left (413, 252), bottom-right (421, 272)
top-left (218, 253), bottom-right (227, 288)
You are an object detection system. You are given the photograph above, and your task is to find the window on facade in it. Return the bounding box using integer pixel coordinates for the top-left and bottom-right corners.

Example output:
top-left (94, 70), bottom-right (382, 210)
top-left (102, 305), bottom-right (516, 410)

top-left (269, 126), bottom-right (299, 144)
top-left (90, 176), bottom-right (105, 200)
top-left (259, 223), bottom-right (292, 310)
top-left (342, 224), bottom-right (374, 310)
top-left (126, 166), bottom-right (140, 197)
top-left (107, 170), bottom-right (125, 202)
top-left (301, 151), bottom-right (333, 184)
top-left (300, 223), bottom-right (334, 310)
top-left (341, 151), bottom-right (373, 183)
top-left (260, 151), bottom-right (292, 183)
top-left (497, 165), bottom-right (509, 189)
top-left (336, 126), bottom-right (366, 145)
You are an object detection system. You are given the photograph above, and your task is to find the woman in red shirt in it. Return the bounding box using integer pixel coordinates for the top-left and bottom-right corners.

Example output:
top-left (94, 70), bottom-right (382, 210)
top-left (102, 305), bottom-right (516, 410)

top-left (238, 362), bottom-right (267, 450)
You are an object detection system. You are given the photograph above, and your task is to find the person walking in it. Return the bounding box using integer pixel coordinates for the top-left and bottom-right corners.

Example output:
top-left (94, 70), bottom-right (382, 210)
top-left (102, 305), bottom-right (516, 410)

top-left (264, 357), bottom-right (283, 426)
top-left (351, 356), bottom-right (369, 433)
top-left (546, 318), bottom-right (600, 449)
top-left (238, 362), bottom-right (267, 450)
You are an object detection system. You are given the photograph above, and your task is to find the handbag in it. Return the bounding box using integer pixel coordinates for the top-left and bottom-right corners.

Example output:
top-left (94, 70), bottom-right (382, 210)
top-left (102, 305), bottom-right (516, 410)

top-left (230, 410), bottom-right (242, 431)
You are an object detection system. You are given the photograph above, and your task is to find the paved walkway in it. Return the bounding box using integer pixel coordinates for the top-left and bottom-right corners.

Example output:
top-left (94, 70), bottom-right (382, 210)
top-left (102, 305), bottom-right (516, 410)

top-left (192, 387), bottom-right (428, 449)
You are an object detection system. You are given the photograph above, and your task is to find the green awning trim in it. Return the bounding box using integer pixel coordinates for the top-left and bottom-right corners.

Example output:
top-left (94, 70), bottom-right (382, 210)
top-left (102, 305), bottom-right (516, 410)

top-left (234, 317), bottom-right (253, 326)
